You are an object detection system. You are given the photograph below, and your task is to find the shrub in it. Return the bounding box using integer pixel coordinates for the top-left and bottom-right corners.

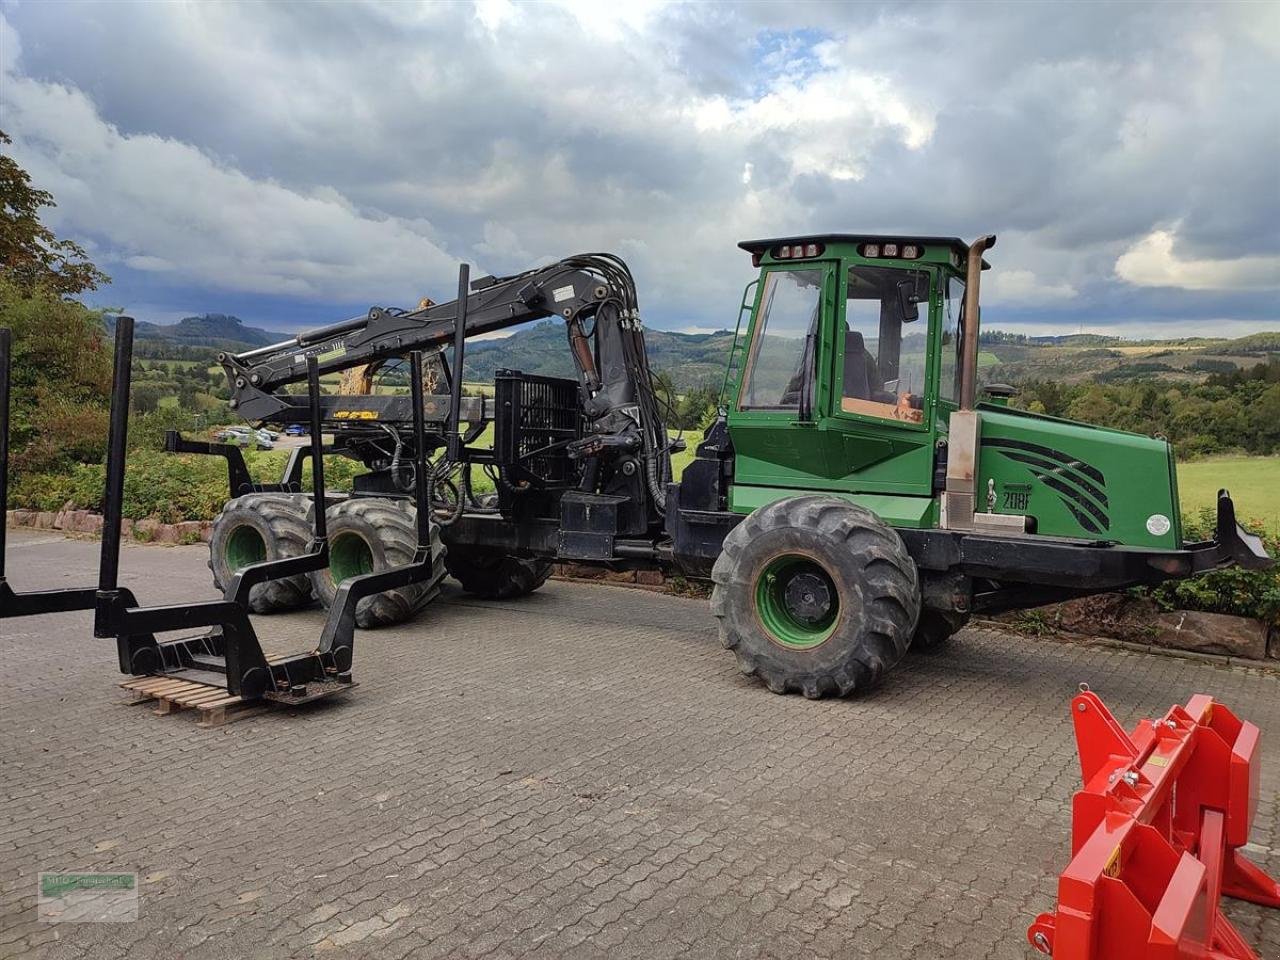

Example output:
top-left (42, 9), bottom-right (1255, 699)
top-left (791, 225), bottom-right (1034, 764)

top-left (8, 448), bottom-right (365, 524)
top-left (13, 400), bottom-right (110, 473)
top-left (1139, 509), bottom-right (1280, 626)
top-left (0, 279), bottom-right (112, 468)
top-left (1187, 359), bottom-right (1237, 375)
top-left (128, 405), bottom-right (203, 453)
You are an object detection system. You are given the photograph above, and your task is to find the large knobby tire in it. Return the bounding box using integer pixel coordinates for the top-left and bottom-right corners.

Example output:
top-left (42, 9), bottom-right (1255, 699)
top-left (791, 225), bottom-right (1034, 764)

top-left (208, 493), bottom-right (315, 613)
top-left (308, 498), bottom-right (445, 628)
top-left (911, 609), bottom-right (971, 653)
top-left (445, 552), bottom-right (553, 599)
top-left (711, 496), bottom-right (921, 699)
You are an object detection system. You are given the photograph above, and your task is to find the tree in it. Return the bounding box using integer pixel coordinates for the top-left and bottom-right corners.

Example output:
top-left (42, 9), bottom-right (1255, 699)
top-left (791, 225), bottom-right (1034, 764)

top-left (131, 384), bottom-right (164, 414)
top-left (1255, 384), bottom-right (1280, 454)
top-left (0, 276), bottom-right (113, 471)
top-left (674, 383), bottom-right (719, 430)
top-left (0, 130), bottom-right (109, 297)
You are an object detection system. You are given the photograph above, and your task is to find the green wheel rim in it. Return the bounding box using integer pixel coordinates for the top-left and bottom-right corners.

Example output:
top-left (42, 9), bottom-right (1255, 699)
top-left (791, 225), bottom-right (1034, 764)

top-left (225, 524), bottom-right (266, 571)
top-left (329, 531), bottom-right (374, 583)
top-left (755, 554), bottom-right (839, 649)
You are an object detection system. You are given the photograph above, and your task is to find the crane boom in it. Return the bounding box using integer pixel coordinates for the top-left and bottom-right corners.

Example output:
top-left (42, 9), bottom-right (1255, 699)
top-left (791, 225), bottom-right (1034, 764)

top-left (223, 259), bottom-right (623, 423)
top-left (216, 253), bottom-right (674, 517)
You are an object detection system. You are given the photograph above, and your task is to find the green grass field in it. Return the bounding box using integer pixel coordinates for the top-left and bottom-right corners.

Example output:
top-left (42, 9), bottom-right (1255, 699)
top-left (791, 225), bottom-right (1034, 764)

top-left (1177, 456), bottom-right (1280, 533)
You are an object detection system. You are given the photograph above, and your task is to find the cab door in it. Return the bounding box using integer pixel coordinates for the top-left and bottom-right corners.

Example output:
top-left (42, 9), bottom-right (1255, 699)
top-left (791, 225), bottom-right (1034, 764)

top-left (822, 263), bottom-right (939, 497)
top-left (727, 261), bottom-right (836, 489)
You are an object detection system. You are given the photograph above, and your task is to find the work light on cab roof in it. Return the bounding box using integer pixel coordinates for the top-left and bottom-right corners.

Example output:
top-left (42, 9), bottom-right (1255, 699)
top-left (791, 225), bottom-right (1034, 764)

top-left (739, 234), bottom-right (972, 268)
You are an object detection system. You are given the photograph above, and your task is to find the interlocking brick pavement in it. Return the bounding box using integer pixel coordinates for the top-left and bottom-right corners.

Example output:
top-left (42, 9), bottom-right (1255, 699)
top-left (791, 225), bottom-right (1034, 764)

top-left (1, 528), bottom-right (1277, 959)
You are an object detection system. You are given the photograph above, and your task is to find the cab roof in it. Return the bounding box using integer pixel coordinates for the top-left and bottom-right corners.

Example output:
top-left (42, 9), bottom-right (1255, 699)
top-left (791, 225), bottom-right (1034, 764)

top-left (737, 234), bottom-right (990, 269)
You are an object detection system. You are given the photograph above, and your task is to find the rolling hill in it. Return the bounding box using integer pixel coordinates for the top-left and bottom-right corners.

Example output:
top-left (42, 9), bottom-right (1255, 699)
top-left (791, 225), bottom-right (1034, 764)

top-left (108, 313), bottom-right (291, 351)
top-left (127, 312), bottom-right (1278, 392)
top-left (463, 322), bottom-right (739, 390)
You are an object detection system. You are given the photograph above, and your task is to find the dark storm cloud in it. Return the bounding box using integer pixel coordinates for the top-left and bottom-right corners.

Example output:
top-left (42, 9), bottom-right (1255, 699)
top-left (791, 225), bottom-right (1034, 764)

top-left (1, 0), bottom-right (1275, 333)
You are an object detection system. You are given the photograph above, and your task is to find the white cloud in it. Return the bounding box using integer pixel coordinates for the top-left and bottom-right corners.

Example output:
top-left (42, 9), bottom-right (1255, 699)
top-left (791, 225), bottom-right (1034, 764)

top-left (123, 255), bottom-right (177, 273)
top-left (473, 0), bottom-right (516, 33)
top-left (1115, 229), bottom-right (1280, 292)
top-left (986, 269), bottom-right (1078, 305)
top-left (0, 12), bottom-right (20, 65)
top-left (682, 62), bottom-right (934, 182)
top-left (553, 0), bottom-right (668, 40)
top-left (0, 3), bottom-right (1276, 335)
top-left (473, 0), bottom-right (668, 41)
top-left (0, 19), bottom-right (464, 306)
top-left (473, 220), bottom-right (531, 264)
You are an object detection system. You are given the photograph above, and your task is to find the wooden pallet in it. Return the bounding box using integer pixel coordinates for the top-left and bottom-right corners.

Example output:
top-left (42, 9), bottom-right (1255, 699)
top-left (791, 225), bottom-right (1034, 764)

top-left (119, 676), bottom-right (266, 727)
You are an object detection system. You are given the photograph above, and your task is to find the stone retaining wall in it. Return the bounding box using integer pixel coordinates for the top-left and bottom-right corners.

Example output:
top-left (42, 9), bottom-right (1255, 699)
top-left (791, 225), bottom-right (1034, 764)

top-left (7, 505), bottom-right (213, 545)
top-left (998, 592), bottom-right (1278, 663)
top-left (550, 561), bottom-right (671, 592)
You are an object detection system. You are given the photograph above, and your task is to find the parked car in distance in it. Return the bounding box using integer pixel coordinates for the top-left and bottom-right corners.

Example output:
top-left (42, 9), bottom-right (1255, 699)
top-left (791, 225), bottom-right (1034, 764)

top-left (212, 427), bottom-right (248, 445)
top-left (285, 424), bottom-right (306, 436)
top-left (212, 426), bottom-right (273, 450)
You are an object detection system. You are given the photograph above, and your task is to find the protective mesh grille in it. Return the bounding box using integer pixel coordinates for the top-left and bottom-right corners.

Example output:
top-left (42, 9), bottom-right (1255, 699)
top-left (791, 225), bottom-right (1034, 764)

top-left (494, 370), bottom-right (581, 486)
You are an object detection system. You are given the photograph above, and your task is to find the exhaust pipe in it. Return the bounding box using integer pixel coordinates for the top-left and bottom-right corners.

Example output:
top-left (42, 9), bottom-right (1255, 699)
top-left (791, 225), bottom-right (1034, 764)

top-left (958, 234), bottom-right (996, 411)
top-left (942, 233), bottom-right (1026, 534)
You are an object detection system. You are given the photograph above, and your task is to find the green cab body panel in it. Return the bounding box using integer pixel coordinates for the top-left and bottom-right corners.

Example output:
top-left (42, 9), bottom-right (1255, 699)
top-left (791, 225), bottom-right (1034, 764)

top-left (729, 420), bottom-right (936, 495)
top-left (730, 484), bottom-right (936, 528)
top-left (730, 405), bottom-right (1182, 551)
top-left (726, 245), bottom-right (942, 502)
top-left (722, 236), bottom-right (1183, 554)
top-left (974, 404), bottom-right (1182, 549)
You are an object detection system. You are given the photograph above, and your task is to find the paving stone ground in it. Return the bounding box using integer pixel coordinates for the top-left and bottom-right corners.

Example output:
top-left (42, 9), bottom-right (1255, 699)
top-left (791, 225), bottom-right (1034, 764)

top-left (1, 528), bottom-right (1277, 960)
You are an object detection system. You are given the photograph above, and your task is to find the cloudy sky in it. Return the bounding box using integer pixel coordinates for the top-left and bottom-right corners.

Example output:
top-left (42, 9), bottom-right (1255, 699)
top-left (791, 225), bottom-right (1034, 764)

top-left (2, 1), bottom-right (1277, 337)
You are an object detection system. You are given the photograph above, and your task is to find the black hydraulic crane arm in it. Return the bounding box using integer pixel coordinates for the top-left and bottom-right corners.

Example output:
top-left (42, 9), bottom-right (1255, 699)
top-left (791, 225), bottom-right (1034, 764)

top-left (217, 252), bottom-right (673, 515)
top-left (222, 258), bottom-right (631, 424)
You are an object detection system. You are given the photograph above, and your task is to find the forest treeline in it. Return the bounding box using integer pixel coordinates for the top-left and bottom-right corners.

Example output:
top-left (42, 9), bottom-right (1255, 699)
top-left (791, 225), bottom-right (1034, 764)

top-left (1013, 360), bottom-right (1280, 457)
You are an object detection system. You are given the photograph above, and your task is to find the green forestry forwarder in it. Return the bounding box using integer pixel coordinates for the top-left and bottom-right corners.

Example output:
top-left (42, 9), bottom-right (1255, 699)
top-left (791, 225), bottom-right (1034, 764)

top-left (193, 235), bottom-right (1271, 698)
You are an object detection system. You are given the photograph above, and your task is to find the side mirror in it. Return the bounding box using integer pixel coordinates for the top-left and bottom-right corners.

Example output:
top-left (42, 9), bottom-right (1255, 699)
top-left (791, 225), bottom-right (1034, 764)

top-left (896, 276), bottom-right (926, 323)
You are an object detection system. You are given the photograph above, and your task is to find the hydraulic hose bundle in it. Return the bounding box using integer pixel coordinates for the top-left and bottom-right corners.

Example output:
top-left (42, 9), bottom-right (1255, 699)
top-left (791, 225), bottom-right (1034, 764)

top-left (561, 253), bottom-right (672, 515)
top-left (484, 252), bottom-right (672, 515)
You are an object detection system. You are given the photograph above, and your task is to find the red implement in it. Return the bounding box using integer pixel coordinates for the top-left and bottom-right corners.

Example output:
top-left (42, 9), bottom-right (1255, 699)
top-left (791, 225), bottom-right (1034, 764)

top-left (1028, 687), bottom-right (1279, 959)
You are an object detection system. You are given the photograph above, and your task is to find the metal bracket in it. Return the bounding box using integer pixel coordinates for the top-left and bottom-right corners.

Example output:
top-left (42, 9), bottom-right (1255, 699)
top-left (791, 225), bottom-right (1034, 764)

top-left (0, 327), bottom-right (115, 620)
top-left (93, 320), bottom-right (340, 700)
top-left (312, 349), bottom-right (443, 674)
top-left (164, 431), bottom-right (256, 498)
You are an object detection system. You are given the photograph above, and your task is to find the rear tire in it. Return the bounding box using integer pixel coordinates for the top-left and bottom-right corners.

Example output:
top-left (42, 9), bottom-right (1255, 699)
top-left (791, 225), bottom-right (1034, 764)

top-left (911, 609), bottom-right (970, 653)
top-left (711, 495), bottom-right (920, 698)
top-left (445, 552), bottom-right (552, 599)
top-left (208, 493), bottom-right (315, 613)
top-left (308, 498), bottom-right (445, 628)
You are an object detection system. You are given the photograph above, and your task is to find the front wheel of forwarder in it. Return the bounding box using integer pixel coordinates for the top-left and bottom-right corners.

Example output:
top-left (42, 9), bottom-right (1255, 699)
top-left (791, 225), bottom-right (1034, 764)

top-left (209, 493), bottom-right (315, 614)
top-left (308, 498), bottom-right (445, 629)
top-left (711, 496), bottom-right (921, 699)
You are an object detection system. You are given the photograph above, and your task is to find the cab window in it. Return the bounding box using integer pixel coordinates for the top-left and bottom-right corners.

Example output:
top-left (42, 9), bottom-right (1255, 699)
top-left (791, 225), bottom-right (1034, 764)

top-left (739, 268), bottom-right (824, 410)
top-left (840, 266), bottom-right (929, 423)
top-left (940, 274), bottom-right (964, 403)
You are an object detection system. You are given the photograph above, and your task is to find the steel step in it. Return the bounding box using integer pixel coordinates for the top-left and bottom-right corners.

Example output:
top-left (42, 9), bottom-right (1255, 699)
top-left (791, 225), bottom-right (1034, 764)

top-left (186, 654), bottom-right (228, 673)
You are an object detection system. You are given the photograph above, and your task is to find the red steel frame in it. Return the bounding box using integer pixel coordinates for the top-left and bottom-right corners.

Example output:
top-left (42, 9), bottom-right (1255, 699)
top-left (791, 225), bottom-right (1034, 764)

top-left (1028, 688), bottom-right (1279, 959)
